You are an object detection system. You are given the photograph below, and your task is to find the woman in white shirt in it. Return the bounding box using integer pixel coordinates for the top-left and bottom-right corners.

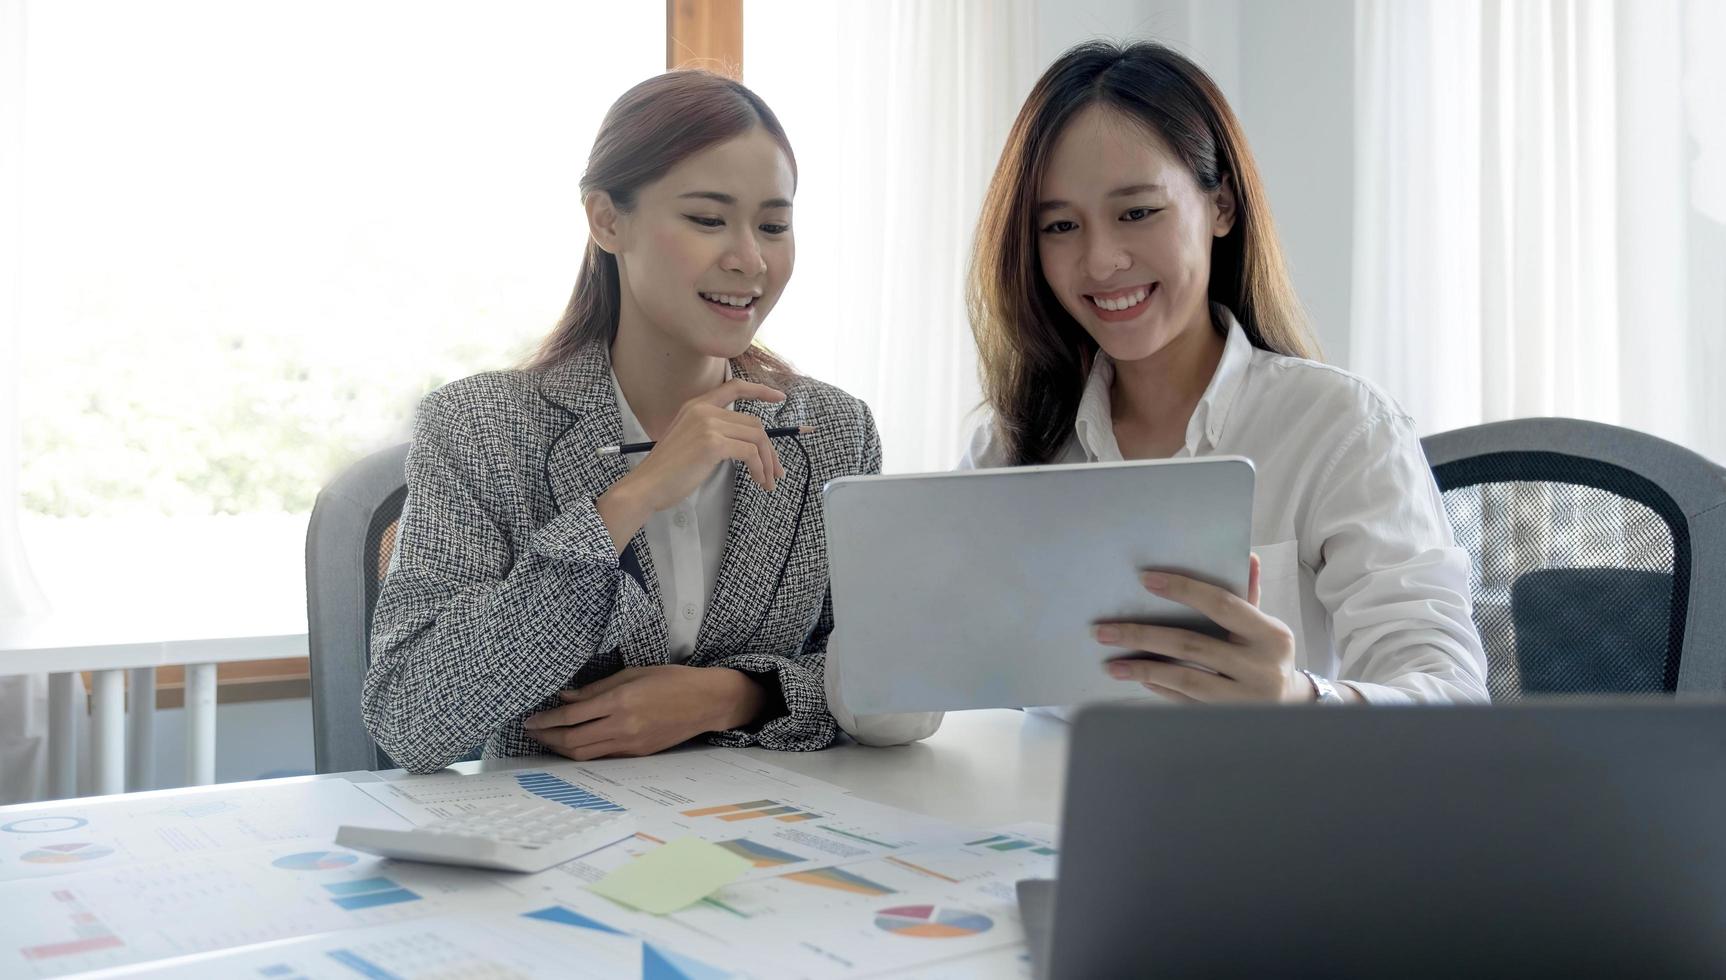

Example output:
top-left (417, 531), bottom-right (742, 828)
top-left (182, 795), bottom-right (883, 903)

top-left (833, 40), bottom-right (1487, 742)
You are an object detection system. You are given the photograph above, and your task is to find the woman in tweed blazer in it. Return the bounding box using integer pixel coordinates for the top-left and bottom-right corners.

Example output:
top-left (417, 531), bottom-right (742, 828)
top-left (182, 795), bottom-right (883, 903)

top-left (363, 72), bottom-right (878, 773)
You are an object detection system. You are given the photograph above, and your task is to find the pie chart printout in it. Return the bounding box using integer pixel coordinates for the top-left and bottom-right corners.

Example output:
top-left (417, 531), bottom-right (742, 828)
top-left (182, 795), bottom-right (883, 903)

top-left (873, 905), bottom-right (995, 939)
top-left (272, 851), bottom-right (361, 871)
top-left (22, 843), bottom-right (115, 864)
top-left (3, 817), bottom-right (89, 834)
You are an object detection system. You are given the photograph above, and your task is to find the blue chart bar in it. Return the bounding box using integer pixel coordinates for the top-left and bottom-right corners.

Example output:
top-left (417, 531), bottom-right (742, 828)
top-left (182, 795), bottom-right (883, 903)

top-left (514, 772), bottom-right (627, 813)
top-left (525, 905), bottom-right (627, 936)
top-left (323, 877), bottom-right (422, 912)
top-left (325, 878), bottom-right (399, 897)
top-left (643, 942), bottom-right (730, 980)
top-left (332, 890), bottom-right (420, 911)
top-left (325, 948), bottom-right (406, 980)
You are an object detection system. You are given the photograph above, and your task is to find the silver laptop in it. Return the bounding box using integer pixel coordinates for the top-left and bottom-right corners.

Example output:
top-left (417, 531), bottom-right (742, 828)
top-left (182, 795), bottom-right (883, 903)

top-left (1020, 701), bottom-right (1726, 978)
top-left (822, 458), bottom-right (1254, 714)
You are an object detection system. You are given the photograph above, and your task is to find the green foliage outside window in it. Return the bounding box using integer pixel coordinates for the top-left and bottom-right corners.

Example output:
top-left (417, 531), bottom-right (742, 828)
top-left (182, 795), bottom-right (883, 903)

top-left (22, 331), bottom-right (533, 517)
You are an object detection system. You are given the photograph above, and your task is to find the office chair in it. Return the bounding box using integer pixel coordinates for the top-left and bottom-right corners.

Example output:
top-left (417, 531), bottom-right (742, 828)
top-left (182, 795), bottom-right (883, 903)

top-left (1422, 418), bottom-right (1726, 700)
top-left (305, 443), bottom-right (409, 773)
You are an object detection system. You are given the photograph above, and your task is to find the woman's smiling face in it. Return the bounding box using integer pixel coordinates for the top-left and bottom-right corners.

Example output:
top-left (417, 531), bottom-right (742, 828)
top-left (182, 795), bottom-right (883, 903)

top-left (601, 125), bottom-right (796, 359)
top-left (1035, 104), bottom-right (1234, 363)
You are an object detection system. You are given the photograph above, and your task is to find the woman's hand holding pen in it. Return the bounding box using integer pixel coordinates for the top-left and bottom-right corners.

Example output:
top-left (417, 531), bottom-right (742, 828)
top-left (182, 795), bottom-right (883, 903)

top-left (1093, 554), bottom-right (1331, 703)
top-left (595, 379), bottom-right (787, 552)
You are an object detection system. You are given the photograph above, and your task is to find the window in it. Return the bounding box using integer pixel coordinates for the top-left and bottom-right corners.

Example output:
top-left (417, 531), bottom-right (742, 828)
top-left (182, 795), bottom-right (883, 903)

top-left (14, 1), bottom-right (664, 633)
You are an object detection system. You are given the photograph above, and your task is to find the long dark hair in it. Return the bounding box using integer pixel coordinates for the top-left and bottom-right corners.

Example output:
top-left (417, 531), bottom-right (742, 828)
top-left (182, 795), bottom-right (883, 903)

top-left (969, 40), bottom-right (1319, 465)
top-left (526, 70), bottom-right (797, 375)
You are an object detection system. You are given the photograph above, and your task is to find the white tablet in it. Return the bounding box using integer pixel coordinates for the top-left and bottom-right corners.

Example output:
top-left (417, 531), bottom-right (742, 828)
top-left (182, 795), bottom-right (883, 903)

top-left (823, 456), bottom-right (1255, 714)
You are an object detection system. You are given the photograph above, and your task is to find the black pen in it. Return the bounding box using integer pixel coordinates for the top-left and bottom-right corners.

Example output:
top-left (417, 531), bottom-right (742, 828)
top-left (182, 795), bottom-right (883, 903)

top-left (595, 425), bottom-right (815, 457)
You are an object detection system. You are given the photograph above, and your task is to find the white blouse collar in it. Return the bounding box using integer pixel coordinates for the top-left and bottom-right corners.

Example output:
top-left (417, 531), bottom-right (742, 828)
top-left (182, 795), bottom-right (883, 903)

top-left (1073, 303), bottom-right (1257, 461)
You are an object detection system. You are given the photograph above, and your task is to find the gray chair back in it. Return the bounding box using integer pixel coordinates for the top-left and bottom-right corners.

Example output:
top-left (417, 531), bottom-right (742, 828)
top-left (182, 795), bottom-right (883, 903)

top-left (1422, 418), bottom-right (1726, 700)
top-left (306, 443), bottom-right (408, 773)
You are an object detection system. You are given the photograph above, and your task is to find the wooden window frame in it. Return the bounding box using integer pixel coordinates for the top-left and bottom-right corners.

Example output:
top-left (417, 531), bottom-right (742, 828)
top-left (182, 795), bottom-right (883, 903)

top-left (667, 0), bottom-right (743, 76)
top-left (79, 659), bottom-right (313, 709)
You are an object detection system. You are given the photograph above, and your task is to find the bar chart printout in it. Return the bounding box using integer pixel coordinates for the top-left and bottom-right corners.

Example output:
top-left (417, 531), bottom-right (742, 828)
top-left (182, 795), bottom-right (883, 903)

top-left (680, 800), bottom-right (822, 824)
top-left (356, 771), bottom-right (627, 826)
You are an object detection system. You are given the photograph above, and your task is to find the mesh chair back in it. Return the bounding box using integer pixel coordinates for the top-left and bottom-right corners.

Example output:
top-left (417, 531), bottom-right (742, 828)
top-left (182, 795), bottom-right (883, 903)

top-left (1422, 419), bottom-right (1726, 701)
top-left (306, 444), bottom-right (409, 773)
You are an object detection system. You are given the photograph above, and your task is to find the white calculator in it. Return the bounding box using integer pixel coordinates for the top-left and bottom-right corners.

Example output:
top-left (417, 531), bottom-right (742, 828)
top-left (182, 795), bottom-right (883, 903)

top-left (335, 797), bottom-right (637, 874)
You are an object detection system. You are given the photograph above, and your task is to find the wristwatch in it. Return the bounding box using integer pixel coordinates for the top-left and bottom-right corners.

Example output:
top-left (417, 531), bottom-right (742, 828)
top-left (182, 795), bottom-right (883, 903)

top-left (1299, 668), bottom-right (1345, 705)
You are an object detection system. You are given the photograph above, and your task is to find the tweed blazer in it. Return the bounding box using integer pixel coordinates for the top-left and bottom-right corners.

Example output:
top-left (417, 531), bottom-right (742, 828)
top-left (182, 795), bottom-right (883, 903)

top-left (362, 341), bottom-right (881, 773)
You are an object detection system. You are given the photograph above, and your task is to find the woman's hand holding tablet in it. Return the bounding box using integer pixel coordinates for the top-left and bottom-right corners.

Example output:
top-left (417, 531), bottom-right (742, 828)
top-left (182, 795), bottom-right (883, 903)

top-left (1093, 553), bottom-right (1312, 702)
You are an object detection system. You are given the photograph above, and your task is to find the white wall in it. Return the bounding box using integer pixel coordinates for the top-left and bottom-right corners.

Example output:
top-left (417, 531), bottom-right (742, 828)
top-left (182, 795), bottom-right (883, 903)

top-left (1234, 0), bottom-right (1354, 365)
top-left (1033, 0), bottom-right (1358, 366)
top-left (1036, 0), bottom-right (1242, 96)
top-left (1035, 0), bottom-right (1159, 66)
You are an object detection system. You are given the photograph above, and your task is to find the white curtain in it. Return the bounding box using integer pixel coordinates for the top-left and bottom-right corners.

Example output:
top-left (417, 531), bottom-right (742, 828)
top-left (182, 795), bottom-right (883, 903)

top-left (1352, 0), bottom-right (1726, 463)
top-left (744, 0), bottom-right (1036, 474)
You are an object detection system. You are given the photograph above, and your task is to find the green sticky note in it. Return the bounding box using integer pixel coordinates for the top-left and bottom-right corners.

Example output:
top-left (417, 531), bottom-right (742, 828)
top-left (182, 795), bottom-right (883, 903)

top-left (588, 836), bottom-right (753, 915)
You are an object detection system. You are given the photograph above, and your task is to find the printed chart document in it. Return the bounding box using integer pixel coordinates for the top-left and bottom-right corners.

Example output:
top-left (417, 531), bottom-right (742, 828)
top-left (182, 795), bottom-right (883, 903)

top-left (0, 780), bottom-right (408, 882)
top-left (101, 827), bottom-right (1056, 980)
top-left (358, 750), bottom-right (979, 886)
top-left (659, 823), bottom-right (1060, 977)
top-left (93, 899), bottom-right (741, 980)
top-left (0, 839), bottom-right (522, 978)
top-left (0, 746), bottom-right (1059, 980)
top-left (594, 785), bottom-right (981, 883)
top-left (354, 749), bottom-right (836, 825)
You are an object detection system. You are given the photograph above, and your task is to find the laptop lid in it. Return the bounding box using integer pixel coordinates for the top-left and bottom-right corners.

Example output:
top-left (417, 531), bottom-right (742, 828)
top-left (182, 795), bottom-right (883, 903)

top-left (1049, 702), bottom-right (1726, 978)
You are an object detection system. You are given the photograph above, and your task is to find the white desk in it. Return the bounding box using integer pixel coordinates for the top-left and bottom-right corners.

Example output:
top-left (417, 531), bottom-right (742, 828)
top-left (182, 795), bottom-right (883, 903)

top-left (0, 709), bottom-right (1069, 978)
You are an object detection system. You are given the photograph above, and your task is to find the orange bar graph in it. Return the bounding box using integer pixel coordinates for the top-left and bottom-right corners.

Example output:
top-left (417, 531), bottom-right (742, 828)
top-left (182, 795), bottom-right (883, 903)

top-left (896, 923), bottom-right (976, 938)
top-left (682, 799), bottom-right (824, 822)
top-left (719, 806), bottom-right (804, 822)
top-left (784, 866), bottom-right (897, 897)
top-left (681, 800), bottom-right (778, 818)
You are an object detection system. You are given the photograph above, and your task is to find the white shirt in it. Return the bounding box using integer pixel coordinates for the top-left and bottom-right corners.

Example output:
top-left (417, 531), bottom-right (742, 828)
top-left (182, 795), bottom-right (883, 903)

top-left (612, 371), bottom-right (735, 664)
top-left (963, 305), bottom-right (1489, 707)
